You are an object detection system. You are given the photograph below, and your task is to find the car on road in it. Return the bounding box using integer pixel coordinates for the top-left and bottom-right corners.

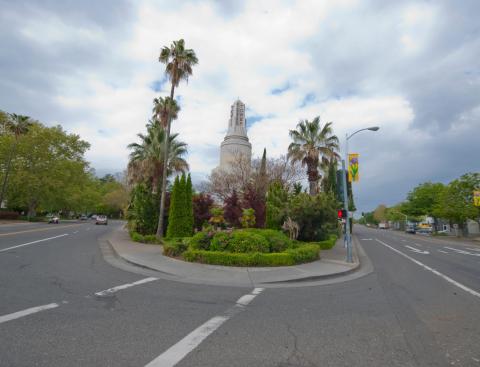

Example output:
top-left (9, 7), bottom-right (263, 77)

top-left (47, 215), bottom-right (59, 224)
top-left (95, 215), bottom-right (108, 225)
top-left (80, 214), bottom-right (88, 220)
top-left (405, 224), bottom-right (416, 234)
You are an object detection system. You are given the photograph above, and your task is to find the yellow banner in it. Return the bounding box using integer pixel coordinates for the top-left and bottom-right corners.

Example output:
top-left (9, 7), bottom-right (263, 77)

top-left (348, 153), bottom-right (359, 182)
top-left (474, 191), bottom-right (480, 207)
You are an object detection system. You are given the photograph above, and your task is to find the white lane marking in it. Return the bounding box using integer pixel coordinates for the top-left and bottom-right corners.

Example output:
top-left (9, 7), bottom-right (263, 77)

top-left (0, 234), bottom-right (69, 253)
top-left (466, 247), bottom-right (480, 252)
top-left (376, 239), bottom-right (480, 299)
top-left (0, 303), bottom-right (59, 324)
top-left (73, 231), bottom-right (79, 234)
top-left (94, 277), bottom-right (158, 296)
top-left (361, 238), bottom-right (372, 241)
top-left (444, 247), bottom-right (480, 257)
top-left (438, 250), bottom-right (449, 254)
top-left (401, 239), bottom-right (407, 242)
top-left (405, 245), bottom-right (429, 254)
top-left (145, 288), bottom-right (264, 367)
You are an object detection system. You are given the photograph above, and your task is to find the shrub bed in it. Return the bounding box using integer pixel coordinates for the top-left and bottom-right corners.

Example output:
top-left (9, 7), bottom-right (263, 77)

top-left (129, 231), bottom-right (160, 244)
top-left (163, 238), bottom-right (189, 257)
top-left (313, 235), bottom-right (337, 250)
top-left (182, 245), bottom-right (319, 267)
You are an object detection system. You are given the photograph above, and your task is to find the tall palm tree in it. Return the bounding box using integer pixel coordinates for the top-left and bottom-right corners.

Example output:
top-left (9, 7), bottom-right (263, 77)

top-left (0, 114), bottom-right (32, 207)
top-left (157, 39), bottom-right (198, 237)
top-left (287, 117), bottom-right (339, 196)
top-left (127, 122), bottom-right (188, 191)
top-left (152, 96), bottom-right (180, 128)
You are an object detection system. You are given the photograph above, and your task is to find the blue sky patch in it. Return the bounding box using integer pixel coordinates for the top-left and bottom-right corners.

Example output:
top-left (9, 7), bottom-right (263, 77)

top-left (271, 81), bottom-right (292, 95)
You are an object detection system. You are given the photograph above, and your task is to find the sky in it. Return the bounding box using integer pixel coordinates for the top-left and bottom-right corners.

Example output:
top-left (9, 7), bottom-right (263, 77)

top-left (0, 0), bottom-right (479, 213)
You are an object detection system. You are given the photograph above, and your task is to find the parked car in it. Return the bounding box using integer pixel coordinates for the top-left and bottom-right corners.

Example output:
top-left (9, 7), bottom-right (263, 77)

top-left (405, 224), bottom-right (416, 234)
top-left (80, 214), bottom-right (88, 220)
top-left (95, 215), bottom-right (108, 225)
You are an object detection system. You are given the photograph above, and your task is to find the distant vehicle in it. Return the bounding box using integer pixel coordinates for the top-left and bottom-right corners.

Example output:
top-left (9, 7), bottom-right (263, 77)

top-left (90, 214), bottom-right (97, 220)
top-left (405, 224), bottom-right (416, 234)
top-left (378, 222), bottom-right (388, 229)
top-left (95, 215), bottom-right (108, 225)
top-left (80, 215), bottom-right (88, 220)
top-left (48, 215), bottom-right (59, 224)
top-left (417, 223), bottom-right (432, 234)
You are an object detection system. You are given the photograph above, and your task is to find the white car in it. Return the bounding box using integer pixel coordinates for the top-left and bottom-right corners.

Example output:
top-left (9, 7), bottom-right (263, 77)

top-left (95, 215), bottom-right (108, 225)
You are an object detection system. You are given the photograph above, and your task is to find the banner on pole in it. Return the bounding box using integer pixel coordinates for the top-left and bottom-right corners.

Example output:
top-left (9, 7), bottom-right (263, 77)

top-left (474, 190), bottom-right (480, 207)
top-left (348, 153), bottom-right (359, 182)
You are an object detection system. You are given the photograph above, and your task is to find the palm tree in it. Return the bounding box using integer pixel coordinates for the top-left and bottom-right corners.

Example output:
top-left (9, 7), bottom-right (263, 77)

top-left (152, 96), bottom-right (180, 128)
top-left (287, 117), bottom-right (339, 196)
top-left (127, 122), bottom-right (188, 192)
top-left (0, 114), bottom-right (32, 207)
top-left (157, 39), bottom-right (198, 237)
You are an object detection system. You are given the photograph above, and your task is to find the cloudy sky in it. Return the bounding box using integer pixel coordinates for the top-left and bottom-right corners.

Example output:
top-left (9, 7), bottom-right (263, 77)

top-left (1, 0), bottom-right (479, 212)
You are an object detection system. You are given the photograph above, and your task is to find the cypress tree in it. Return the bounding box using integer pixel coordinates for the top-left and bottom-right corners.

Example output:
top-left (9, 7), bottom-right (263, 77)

top-left (185, 174), bottom-right (194, 235)
top-left (177, 174), bottom-right (187, 235)
top-left (166, 176), bottom-right (180, 238)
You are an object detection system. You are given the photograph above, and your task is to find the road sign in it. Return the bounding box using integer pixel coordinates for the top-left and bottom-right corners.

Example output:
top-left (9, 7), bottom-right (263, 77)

top-left (474, 191), bottom-right (480, 207)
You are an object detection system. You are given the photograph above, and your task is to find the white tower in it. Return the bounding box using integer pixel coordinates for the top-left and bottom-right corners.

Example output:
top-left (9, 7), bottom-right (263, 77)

top-left (219, 99), bottom-right (252, 170)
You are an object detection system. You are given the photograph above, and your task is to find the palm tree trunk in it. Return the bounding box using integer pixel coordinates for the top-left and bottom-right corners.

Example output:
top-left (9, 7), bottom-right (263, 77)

top-left (156, 81), bottom-right (176, 237)
top-left (0, 139), bottom-right (17, 208)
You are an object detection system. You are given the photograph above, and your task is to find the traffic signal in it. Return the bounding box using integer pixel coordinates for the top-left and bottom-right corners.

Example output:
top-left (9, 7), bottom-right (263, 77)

top-left (337, 209), bottom-right (347, 219)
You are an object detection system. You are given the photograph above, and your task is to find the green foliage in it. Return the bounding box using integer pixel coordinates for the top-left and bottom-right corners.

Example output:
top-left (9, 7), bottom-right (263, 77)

top-left (312, 235), bottom-right (337, 250)
top-left (289, 192), bottom-right (338, 241)
top-left (183, 244), bottom-right (319, 267)
top-left (238, 228), bottom-right (294, 252)
top-left (163, 238), bottom-right (189, 256)
top-left (189, 231), bottom-right (213, 250)
top-left (129, 183), bottom-right (159, 235)
top-left (167, 174), bottom-right (193, 238)
top-left (129, 231), bottom-right (161, 244)
top-left (240, 208), bottom-right (256, 228)
top-left (209, 207), bottom-right (225, 228)
top-left (266, 182), bottom-right (289, 230)
top-left (403, 182), bottom-right (445, 217)
top-left (210, 231), bottom-right (232, 251)
top-left (227, 231), bottom-right (269, 253)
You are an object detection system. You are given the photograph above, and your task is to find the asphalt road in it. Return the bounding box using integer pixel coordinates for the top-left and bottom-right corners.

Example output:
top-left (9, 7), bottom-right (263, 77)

top-left (0, 222), bottom-right (479, 366)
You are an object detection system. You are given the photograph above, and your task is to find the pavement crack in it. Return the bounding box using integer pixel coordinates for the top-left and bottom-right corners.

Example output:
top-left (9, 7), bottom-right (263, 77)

top-left (278, 323), bottom-right (317, 367)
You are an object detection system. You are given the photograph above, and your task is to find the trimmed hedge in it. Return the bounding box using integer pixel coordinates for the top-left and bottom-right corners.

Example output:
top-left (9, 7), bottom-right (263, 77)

top-left (183, 244), bottom-right (319, 267)
top-left (129, 231), bottom-right (160, 244)
top-left (227, 231), bottom-right (269, 253)
top-left (313, 235), bottom-right (337, 250)
top-left (238, 228), bottom-right (294, 252)
top-left (163, 238), bottom-right (189, 257)
top-left (189, 231), bottom-right (212, 250)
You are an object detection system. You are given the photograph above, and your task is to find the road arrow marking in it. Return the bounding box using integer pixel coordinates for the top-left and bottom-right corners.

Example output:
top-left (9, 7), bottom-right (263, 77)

top-left (444, 247), bottom-right (480, 257)
top-left (405, 245), bottom-right (429, 254)
top-left (94, 277), bottom-right (158, 296)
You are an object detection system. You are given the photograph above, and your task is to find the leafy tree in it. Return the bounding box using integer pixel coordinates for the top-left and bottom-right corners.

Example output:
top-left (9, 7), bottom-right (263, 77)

top-left (288, 192), bottom-right (338, 241)
top-left (129, 183), bottom-right (158, 235)
top-left (243, 183), bottom-right (266, 228)
top-left (185, 174), bottom-right (194, 234)
top-left (209, 207), bottom-right (225, 229)
top-left (373, 204), bottom-right (388, 223)
top-left (288, 117), bottom-right (339, 195)
top-left (193, 193), bottom-right (214, 230)
top-left (152, 96), bottom-right (180, 129)
top-left (0, 114), bottom-right (33, 207)
top-left (167, 174), bottom-right (192, 238)
top-left (433, 173), bottom-right (480, 232)
top-left (266, 182), bottom-right (289, 229)
top-left (223, 190), bottom-right (242, 227)
top-left (157, 39), bottom-right (198, 238)
top-left (403, 182), bottom-right (445, 217)
top-left (240, 208), bottom-right (256, 228)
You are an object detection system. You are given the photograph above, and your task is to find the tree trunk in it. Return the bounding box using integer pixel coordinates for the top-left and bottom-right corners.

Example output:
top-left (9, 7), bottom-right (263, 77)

top-left (28, 199), bottom-right (37, 218)
top-left (0, 139), bottom-right (17, 208)
top-left (307, 163), bottom-right (318, 196)
top-left (157, 78), bottom-right (176, 238)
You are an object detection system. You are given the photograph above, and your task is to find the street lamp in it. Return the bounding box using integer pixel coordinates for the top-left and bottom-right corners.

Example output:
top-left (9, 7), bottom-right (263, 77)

top-left (342, 126), bottom-right (379, 263)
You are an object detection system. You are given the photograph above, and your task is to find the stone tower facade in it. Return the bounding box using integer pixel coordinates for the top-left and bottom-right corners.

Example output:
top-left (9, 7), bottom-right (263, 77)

top-left (219, 99), bottom-right (252, 170)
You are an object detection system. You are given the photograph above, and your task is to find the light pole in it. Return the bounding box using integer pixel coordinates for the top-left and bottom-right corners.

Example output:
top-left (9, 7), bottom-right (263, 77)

top-left (342, 126), bottom-right (379, 263)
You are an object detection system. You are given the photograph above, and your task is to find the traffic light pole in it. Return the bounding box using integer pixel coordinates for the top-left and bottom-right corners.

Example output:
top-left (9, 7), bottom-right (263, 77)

top-left (341, 150), bottom-right (353, 264)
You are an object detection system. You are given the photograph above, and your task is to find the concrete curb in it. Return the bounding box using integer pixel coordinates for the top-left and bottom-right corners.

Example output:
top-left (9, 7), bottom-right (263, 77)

top-left (105, 228), bottom-right (364, 287)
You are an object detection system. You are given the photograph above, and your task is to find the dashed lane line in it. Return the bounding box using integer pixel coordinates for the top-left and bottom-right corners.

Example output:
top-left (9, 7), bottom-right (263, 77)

top-left (0, 223), bottom-right (82, 237)
top-left (94, 277), bottom-right (158, 297)
top-left (0, 234), bottom-right (69, 253)
top-left (0, 303), bottom-right (59, 324)
top-left (375, 238), bottom-right (480, 299)
top-left (145, 288), bottom-right (265, 367)
top-left (444, 247), bottom-right (480, 257)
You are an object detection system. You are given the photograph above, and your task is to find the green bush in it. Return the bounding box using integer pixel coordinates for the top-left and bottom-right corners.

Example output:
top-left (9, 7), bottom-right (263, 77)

top-left (129, 231), bottom-right (160, 244)
top-left (239, 228), bottom-right (293, 252)
top-left (314, 234), bottom-right (337, 250)
top-left (189, 231), bottom-right (213, 250)
top-left (163, 238), bottom-right (188, 257)
top-left (210, 231), bottom-right (231, 251)
top-left (183, 244), bottom-right (319, 266)
top-left (286, 244), bottom-right (320, 263)
top-left (227, 231), bottom-right (269, 253)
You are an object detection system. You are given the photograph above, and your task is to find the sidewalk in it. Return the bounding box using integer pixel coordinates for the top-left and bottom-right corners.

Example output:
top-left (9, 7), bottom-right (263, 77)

top-left (107, 228), bottom-right (360, 287)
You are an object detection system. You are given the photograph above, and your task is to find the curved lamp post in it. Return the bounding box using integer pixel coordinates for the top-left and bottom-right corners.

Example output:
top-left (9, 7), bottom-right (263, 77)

top-left (342, 126), bottom-right (379, 263)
